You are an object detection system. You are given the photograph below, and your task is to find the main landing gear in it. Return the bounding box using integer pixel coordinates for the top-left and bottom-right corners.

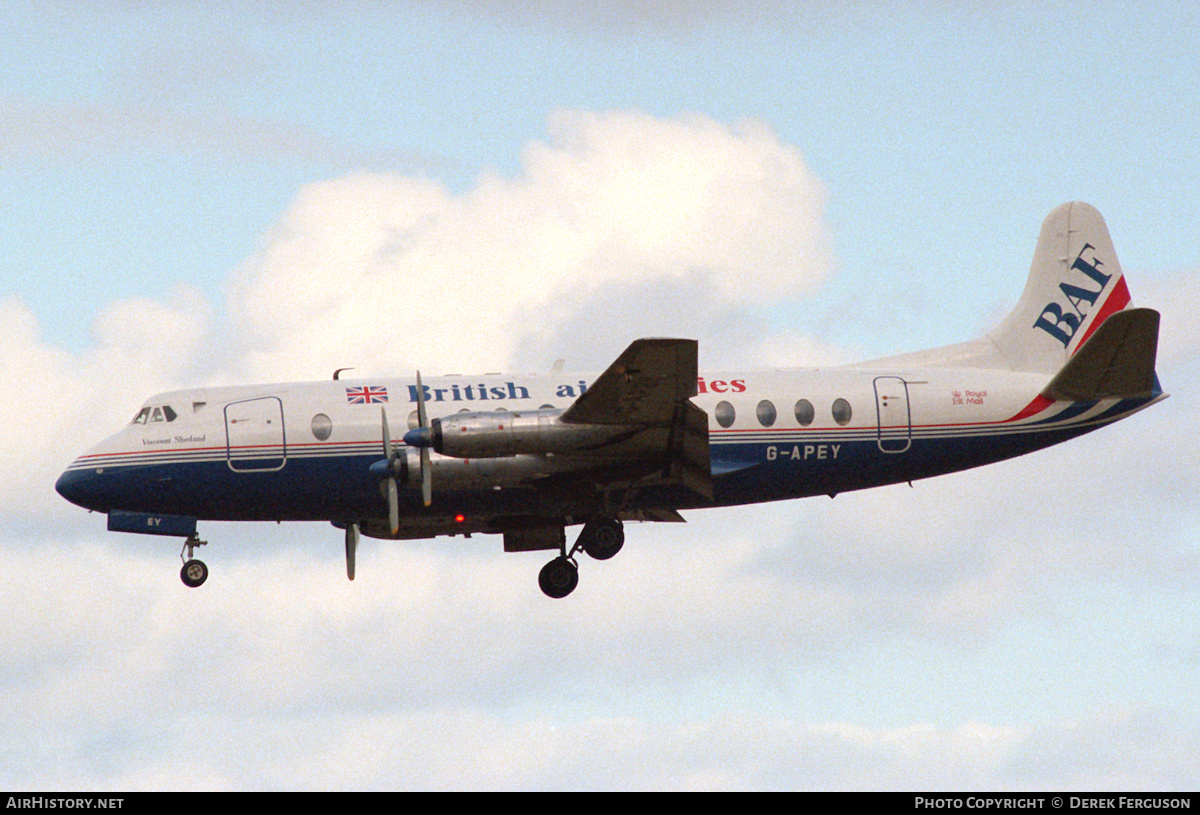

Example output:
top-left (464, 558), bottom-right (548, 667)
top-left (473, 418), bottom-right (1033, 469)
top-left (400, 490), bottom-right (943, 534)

top-left (538, 518), bottom-right (625, 599)
top-left (179, 534), bottom-right (209, 588)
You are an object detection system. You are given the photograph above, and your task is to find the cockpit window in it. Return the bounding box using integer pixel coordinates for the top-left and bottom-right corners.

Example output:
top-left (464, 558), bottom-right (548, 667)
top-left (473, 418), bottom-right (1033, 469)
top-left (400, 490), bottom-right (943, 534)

top-left (132, 405), bottom-right (178, 425)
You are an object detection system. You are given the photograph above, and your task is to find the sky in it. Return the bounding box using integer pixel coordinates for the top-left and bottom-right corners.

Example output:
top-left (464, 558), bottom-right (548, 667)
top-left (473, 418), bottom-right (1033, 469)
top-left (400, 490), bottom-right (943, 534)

top-left (2, 0), bottom-right (1199, 791)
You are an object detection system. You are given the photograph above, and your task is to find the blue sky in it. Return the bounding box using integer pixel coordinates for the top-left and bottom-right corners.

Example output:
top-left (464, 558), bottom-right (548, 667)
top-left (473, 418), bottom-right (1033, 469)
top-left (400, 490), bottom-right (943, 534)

top-left (10, 1), bottom-right (1197, 353)
top-left (2, 0), bottom-right (1198, 790)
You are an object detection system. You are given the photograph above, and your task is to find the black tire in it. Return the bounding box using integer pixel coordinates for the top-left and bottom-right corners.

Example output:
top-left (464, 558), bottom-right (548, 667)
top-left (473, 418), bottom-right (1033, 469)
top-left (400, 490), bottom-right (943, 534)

top-left (180, 559), bottom-right (209, 588)
top-left (582, 518), bottom-right (625, 561)
top-left (538, 556), bottom-right (579, 599)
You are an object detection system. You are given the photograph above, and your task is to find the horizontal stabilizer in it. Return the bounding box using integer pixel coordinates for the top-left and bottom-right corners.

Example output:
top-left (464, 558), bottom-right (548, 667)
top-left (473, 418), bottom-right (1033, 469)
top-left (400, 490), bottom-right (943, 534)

top-left (1041, 308), bottom-right (1160, 401)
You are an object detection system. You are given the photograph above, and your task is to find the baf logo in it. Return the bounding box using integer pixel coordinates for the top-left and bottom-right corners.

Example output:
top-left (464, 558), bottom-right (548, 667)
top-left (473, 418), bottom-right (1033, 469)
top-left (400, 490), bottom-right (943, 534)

top-left (1032, 243), bottom-right (1112, 348)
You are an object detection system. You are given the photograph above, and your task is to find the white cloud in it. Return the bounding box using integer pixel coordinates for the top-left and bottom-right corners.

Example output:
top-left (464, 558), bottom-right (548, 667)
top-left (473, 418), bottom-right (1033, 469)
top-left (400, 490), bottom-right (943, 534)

top-left (4, 546), bottom-right (1195, 794)
top-left (0, 287), bottom-right (213, 520)
top-left (224, 110), bottom-right (831, 380)
top-left (1002, 707), bottom-right (1200, 790)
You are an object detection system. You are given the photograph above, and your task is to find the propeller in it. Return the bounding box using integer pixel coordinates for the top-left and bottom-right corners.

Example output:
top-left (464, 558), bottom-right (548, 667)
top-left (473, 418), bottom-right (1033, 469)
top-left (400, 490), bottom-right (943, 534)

top-left (370, 372), bottom-right (433, 531)
top-left (369, 406), bottom-right (402, 534)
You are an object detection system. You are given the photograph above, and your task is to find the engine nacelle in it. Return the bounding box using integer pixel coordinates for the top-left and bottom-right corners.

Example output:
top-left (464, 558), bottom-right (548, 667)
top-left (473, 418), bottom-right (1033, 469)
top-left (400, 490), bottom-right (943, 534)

top-left (428, 408), bottom-right (626, 459)
top-left (401, 448), bottom-right (553, 490)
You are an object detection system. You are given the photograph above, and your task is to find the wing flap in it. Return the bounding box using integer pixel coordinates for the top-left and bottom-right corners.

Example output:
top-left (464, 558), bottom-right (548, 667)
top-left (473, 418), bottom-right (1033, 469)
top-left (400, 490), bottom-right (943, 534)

top-left (617, 508), bottom-right (687, 523)
top-left (665, 401), bottom-right (712, 500)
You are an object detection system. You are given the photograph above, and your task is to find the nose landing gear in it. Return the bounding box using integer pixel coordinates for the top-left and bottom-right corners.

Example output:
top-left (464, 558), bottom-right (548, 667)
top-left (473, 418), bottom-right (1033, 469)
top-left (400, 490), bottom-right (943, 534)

top-left (179, 534), bottom-right (209, 588)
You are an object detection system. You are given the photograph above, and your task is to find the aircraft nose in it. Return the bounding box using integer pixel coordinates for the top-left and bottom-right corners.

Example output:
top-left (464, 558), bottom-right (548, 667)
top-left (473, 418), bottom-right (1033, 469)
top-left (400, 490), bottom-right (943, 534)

top-left (55, 465), bottom-right (109, 512)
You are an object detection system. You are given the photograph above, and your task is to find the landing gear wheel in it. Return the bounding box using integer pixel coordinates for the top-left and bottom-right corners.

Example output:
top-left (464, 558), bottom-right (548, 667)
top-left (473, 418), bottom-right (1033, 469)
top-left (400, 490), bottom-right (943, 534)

top-left (581, 518), bottom-right (625, 561)
top-left (538, 556), bottom-right (579, 599)
top-left (180, 559), bottom-right (208, 588)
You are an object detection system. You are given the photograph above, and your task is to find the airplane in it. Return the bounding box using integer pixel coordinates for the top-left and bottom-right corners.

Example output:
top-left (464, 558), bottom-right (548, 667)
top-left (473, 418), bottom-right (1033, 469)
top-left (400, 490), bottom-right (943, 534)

top-left (56, 202), bottom-right (1166, 598)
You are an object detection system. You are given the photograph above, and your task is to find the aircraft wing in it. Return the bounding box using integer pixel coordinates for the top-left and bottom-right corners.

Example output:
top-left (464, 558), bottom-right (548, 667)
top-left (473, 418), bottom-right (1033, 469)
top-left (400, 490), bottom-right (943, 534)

top-left (558, 338), bottom-right (712, 501)
top-left (560, 338), bottom-right (699, 425)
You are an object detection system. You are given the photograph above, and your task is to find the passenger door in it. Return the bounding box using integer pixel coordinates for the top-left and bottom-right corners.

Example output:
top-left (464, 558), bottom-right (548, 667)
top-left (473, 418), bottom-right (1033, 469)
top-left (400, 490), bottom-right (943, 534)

top-left (225, 397), bottom-right (287, 471)
top-left (873, 377), bottom-right (911, 454)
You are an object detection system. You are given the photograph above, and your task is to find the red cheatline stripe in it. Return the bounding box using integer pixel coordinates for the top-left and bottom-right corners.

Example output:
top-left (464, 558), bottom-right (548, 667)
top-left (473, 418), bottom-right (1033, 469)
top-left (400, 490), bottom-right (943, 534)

top-left (1006, 394), bottom-right (1055, 423)
top-left (1072, 276), bottom-right (1131, 354)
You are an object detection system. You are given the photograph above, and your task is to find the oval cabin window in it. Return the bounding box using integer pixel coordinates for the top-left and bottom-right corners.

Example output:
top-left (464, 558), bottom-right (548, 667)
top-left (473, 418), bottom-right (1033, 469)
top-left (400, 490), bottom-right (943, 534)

top-left (794, 399), bottom-right (815, 426)
top-left (832, 398), bottom-right (853, 426)
top-left (714, 401), bottom-right (736, 428)
top-left (311, 413), bottom-right (333, 441)
top-left (756, 400), bottom-right (777, 427)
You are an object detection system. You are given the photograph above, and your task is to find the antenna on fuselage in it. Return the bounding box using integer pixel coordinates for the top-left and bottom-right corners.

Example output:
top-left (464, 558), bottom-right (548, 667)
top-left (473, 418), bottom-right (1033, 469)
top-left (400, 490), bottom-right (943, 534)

top-left (333, 367), bottom-right (355, 380)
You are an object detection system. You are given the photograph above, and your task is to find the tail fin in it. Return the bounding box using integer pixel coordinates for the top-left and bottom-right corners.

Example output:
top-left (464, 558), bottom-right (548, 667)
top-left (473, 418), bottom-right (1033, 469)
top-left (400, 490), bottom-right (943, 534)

top-left (988, 202), bottom-right (1133, 374)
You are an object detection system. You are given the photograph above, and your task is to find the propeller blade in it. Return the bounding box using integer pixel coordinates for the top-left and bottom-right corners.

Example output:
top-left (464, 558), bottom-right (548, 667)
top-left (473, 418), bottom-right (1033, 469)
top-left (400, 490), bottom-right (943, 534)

top-left (416, 370), bottom-right (428, 429)
top-left (345, 522), bottom-right (359, 581)
top-left (376, 406), bottom-right (402, 531)
top-left (381, 406), bottom-right (394, 460)
top-left (415, 370), bottom-right (432, 507)
top-left (388, 478), bottom-right (400, 534)
top-left (421, 448), bottom-right (432, 507)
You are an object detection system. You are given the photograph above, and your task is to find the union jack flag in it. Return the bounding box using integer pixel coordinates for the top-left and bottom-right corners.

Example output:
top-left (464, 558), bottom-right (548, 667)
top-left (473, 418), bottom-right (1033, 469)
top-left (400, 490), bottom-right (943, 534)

top-left (345, 386), bottom-right (389, 404)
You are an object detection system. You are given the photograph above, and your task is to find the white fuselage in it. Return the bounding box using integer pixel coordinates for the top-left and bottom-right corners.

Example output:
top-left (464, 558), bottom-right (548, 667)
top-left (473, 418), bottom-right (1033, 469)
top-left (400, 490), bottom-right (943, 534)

top-left (57, 363), bottom-right (1159, 540)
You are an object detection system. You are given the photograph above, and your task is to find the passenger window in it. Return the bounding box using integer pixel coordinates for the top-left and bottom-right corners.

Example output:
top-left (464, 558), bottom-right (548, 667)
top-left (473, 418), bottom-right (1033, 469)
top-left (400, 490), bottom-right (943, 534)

top-left (311, 413), bottom-right (333, 441)
top-left (794, 399), bottom-right (814, 426)
top-left (714, 401), bottom-right (735, 428)
top-left (832, 398), bottom-right (853, 426)
top-left (756, 400), bottom-right (777, 427)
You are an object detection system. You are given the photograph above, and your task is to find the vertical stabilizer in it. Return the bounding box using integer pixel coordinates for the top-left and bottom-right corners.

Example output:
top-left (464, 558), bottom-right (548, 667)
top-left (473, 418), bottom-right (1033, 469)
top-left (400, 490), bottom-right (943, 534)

top-left (987, 202), bottom-right (1132, 374)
